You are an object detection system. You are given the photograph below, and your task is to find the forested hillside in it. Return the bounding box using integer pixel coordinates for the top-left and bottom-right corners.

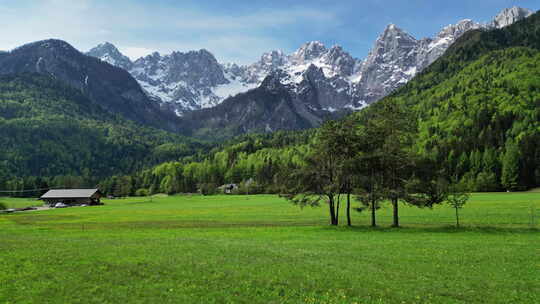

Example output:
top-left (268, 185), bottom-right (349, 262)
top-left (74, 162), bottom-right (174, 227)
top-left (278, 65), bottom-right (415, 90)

top-left (373, 11), bottom-right (540, 190)
top-left (0, 74), bottom-right (207, 195)
top-left (99, 130), bottom-right (313, 196)
top-left (386, 47), bottom-right (539, 190)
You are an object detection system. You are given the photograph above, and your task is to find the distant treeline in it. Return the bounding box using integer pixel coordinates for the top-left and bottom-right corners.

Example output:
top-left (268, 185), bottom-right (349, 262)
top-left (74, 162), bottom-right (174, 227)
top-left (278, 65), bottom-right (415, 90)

top-left (98, 131), bottom-right (313, 196)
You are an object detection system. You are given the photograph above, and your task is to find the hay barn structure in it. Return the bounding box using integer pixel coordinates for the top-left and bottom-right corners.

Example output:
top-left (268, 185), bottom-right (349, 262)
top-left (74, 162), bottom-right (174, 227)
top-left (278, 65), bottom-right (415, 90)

top-left (40, 189), bottom-right (103, 206)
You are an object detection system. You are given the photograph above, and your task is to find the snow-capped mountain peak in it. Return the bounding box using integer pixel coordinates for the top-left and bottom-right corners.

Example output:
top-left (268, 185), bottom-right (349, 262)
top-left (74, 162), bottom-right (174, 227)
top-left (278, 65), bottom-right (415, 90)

top-left (491, 6), bottom-right (533, 28)
top-left (291, 41), bottom-right (327, 63)
top-left (258, 50), bottom-right (288, 71)
top-left (86, 6), bottom-right (534, 117)
top-left (87, 42), bottom-right (132, 70)
top-left (437, 19), bottom-right (481, 39)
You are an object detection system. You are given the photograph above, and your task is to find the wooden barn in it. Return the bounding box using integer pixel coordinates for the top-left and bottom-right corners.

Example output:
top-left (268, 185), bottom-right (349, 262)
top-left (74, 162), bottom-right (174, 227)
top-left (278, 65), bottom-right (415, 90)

top-left (40, 189), bottom-right (103, 206)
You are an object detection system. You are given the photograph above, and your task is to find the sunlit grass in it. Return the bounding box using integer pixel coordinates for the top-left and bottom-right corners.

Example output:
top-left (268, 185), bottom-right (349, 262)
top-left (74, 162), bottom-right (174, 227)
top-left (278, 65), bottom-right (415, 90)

top-left (0, 193), bottom-right (538, 303)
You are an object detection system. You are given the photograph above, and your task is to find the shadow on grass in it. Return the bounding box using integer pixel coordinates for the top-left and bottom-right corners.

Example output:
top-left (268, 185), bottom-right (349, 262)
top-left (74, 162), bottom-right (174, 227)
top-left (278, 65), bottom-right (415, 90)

top-left (10, 220), bottom-right (328, 231)
top-left (8, 216), bottom-right (539, 234)
top-left (319, 224), bottom-right (539, 234)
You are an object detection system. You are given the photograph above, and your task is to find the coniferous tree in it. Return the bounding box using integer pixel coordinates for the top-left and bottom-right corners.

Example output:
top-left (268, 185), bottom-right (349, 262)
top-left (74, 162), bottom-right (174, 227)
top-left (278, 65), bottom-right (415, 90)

top-left (501, 139), bottom-right (521, 191)
top-left (280, 121), bottom-right (346, 225)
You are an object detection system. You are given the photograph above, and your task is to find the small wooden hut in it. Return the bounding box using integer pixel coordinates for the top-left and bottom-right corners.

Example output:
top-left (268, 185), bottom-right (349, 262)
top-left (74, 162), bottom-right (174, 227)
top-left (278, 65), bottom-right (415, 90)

top-left (40, 189), bottom-right (103, 206)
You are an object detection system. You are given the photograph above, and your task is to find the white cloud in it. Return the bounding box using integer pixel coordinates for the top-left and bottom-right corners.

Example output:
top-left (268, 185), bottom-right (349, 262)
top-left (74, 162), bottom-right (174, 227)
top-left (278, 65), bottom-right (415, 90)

top-left (167, 8), bottom-right (338, 31)
top-left (0, 0), bottom-right (339, 63)
top-left (120, 47), bottom-right (156, 60)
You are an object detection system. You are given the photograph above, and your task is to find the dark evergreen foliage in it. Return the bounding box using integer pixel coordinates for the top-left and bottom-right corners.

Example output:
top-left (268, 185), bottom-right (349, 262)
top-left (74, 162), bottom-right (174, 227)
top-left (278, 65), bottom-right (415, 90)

top-left (0, 74), bottom-right (206, 195)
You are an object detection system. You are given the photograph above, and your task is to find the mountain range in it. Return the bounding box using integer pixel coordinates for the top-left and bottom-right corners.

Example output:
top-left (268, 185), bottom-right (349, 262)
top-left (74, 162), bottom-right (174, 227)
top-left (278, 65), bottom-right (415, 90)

top-left (87, 6), bottom-right (532, 117)
top-left (0, 6), bottom-right (533, 138)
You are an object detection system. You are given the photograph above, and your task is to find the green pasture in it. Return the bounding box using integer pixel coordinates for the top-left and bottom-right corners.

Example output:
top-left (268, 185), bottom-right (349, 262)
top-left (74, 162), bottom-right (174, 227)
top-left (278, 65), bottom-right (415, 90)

top-left (0, 193), bottom-right (538, 303)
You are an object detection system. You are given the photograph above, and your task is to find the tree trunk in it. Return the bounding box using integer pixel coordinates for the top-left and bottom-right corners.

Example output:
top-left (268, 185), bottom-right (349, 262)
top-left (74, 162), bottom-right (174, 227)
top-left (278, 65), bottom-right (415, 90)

top-left (392, 197), bottom-right (399, 227)
top-left (370, 170), bottom-right (376, 227)
top-left (328, 195), bottom-right (337, 225)
top-left (455, 207), bottom-right (460, 228)
top-left (336, 193), bottom-right (341, 225)
top-left (371, 196), bottom-right (376, 227)
top-left (346, 192), bottom-right (351, 226)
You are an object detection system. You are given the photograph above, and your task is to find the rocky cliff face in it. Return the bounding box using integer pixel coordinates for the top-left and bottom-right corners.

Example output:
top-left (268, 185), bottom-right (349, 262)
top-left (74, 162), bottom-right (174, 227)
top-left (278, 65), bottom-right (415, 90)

top-left (352, 6), bottom-right (532, 104)
top-left (130, 49), bottom-right (238, 112)
top-left (87, 42), bottom-right (133, 70)
top-left (490, 6), bottom-right (533, 28)
top-left (356, 19), bottom-right (484, 103)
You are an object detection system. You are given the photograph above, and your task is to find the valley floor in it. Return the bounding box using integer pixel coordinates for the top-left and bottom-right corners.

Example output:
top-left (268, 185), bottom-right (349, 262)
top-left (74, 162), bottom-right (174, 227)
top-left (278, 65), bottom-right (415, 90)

top-left (0, 194), bottom-right (538, 303)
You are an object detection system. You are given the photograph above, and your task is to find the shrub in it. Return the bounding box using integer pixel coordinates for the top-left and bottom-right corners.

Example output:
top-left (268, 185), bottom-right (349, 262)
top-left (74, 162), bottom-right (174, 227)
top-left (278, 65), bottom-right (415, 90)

top-left (0, 202), bottom-right (6, 210)
top-left (135, 189), bottom-right (150, 197)
top-left (475, 172), bottom-right (499, 192)
top-left (198, 183), bottom-right (218, 196)
top-left (236, 181), bottom-right (264, 195)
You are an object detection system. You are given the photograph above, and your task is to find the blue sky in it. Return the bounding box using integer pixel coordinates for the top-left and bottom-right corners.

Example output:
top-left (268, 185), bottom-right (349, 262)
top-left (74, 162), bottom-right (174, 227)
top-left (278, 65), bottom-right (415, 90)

top-left (0, 0), bottom-right (538, 63)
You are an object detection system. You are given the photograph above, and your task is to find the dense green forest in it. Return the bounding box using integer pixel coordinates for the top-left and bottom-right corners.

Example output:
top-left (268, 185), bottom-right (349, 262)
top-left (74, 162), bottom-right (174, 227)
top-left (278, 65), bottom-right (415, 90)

top-left (0, 74), bottom-right (207, 196)
top-left (375, 11), bottom-right (540, 190)
top-left (385, 47), bottom-right (540, 190)
top-left (99, 13), bottom-right (540, 196)
top-left (99, 129), bottom-right (313, 196)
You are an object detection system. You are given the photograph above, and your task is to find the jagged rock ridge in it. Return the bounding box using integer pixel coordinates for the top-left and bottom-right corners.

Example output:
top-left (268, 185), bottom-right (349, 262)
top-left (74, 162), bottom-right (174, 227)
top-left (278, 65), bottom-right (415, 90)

top-left (85, 6), bottom-right (533, 133)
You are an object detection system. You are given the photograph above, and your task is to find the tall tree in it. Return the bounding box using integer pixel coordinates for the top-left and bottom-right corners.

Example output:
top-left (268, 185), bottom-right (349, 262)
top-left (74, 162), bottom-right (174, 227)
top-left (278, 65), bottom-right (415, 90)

top-left (334, 117), bottom-right (362, 226)
top-left (501, 139), bottom-right (521, 191)
top-left (281, 121), bottom-right (346, 225)
top-left (366, 101), bottom-right (416, 227)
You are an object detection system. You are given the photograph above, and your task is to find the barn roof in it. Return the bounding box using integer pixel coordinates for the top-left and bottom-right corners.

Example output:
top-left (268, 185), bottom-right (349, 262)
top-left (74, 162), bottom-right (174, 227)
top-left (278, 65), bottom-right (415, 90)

top-left (41, 189), bottom-right (101, 199)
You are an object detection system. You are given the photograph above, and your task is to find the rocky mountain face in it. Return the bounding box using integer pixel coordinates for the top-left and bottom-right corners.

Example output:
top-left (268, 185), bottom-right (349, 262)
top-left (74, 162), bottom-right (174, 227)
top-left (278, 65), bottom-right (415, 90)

top-left (86, 45), bottom-right (258, 114)
top-left (83, 6), bottom-right (533, 135)
top-left (355, 20), bottom-right (484, 103)
top-left (490, 6), bottom-right (533, 28)
top-left (355, 7), bottom-right (533, 103)
top-left (88, 7), bottom-right (533, 115)
top-left (181, 72), bottom-right (342, 138)
top-left (235, 41), bottom-right (365, 112)
top-left (130, 50), bottom-right (256, 113)
top-left (86, 42), bottom-right (133, 70)
top-left (0, 39), bottom-right (182, 132)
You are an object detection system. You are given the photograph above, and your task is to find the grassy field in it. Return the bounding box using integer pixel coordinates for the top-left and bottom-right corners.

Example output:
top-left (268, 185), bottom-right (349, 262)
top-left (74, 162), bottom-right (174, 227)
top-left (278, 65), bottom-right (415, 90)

top-left (0, 193), bottom-right (538, 303)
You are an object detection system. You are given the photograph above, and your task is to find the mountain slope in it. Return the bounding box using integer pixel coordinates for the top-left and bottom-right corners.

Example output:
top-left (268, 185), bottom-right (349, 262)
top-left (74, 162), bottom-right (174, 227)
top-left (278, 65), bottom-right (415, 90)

top-left (0, 73), bottom-right (204, 185)
top-left (0, 39), bottom-right (182, 132)
top-left (181, 74), bottom-right (323, 139)
top-left (365, 11), bottom-right (540, 190)
top-left (396, 10), bottom-right (540, 96)
top-left (181, 7), bottom-right (536, 140)
top-left (140, 16), bottom-right (540, 193)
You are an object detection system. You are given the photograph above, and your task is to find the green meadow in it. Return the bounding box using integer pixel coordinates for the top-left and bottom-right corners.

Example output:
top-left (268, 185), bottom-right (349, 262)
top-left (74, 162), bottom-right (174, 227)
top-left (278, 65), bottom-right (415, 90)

top-left (1, 193), bottom-right (539, 303)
